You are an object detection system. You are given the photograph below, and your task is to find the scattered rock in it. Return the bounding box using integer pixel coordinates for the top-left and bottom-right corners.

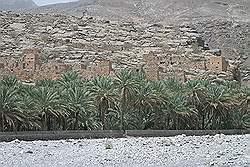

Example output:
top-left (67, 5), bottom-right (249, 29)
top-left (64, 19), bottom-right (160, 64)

top-left (25, 150), bottom-right (33, 154)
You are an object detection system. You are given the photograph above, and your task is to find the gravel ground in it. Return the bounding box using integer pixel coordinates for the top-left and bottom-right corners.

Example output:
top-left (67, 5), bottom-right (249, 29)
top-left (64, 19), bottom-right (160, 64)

top-left (0, 134), bottom-right (249, 167)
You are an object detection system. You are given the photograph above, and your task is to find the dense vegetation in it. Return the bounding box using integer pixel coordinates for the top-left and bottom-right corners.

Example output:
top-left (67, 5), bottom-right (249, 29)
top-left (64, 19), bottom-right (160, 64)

top-left (0, 69), bottom-right (249, 132)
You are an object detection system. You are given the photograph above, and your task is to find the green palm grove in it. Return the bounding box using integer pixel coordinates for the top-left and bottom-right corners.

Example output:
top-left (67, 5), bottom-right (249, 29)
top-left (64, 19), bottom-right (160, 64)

top-left (0, 69), bottom-right (249, 132)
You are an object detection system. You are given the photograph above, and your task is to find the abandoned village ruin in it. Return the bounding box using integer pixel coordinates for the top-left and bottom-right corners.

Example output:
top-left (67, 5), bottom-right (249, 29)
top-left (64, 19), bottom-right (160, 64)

top-left (0, 12), bottom-right (240, 83)
top-left (0, 48), bottom-right (238, 83)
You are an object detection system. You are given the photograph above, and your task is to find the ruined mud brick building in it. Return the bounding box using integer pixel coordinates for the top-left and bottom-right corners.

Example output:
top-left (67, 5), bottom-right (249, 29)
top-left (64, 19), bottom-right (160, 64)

top-left (77, 60), bottom-right (114, 80)
top-left (0, 48), bottom-right (113, 82)
top-left (207, 55), bottom-right (228, 72)
top-left (0, 47), bottom-right (237, 83)
top-left (143, 51), bottom-right (234, 82)
top-left (143, 52), bottom-right (159, 80)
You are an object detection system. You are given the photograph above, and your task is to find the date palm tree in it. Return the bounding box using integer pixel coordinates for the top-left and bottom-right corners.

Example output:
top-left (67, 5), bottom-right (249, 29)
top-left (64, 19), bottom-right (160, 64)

top-left (62, 87), bottom-right (98, 130)
top-left (36, 79), bottom-right (57, 88)
top-left (185, 80), bottom-right (209, 129)
top-left (230, 86), bottom-right (250, 129)
top-left (164, 78), bottom-right (184, 94)
top-left (150, 81), bottom-right (169, 129)
top-left (88, 76), bottom-right (117, 130)
top-left (0, 85), bottom-right (26, 131)
top-left (28, 86), bottom-right (65, 131)
top-left (18, 88), bottom-right (41, 131)
top-left (0, 69), bottom-right (248, 131)
top-left (1, 75), bottom-right (20, 88)
top-left (58, 71), bottom-right (83, 89)
top-left (114, 69), bottom-right (137, 131)
top-left (204, 84), bottom-right (234, 129)
top-left (166, 93), bottom-right (197, 129)
top-left (132, 80), bottom-right (156, 129)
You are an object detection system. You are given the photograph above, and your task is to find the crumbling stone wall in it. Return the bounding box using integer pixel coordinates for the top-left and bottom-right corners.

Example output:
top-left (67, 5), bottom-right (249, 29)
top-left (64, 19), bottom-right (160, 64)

top-left (143, 51), bottom-right (233, 82)
top-left (35, 61), bottom-right (71, 81)
top-left (0, 48), bottom-right (236, 83)
top-left (93, 60), bottom-right (112, 77)
top-left (143, 52), bottom-right (159, 80)
top-left (207, 55), bottom-right (228, 72)
top-left (22, 49), bottom-right (39, 71)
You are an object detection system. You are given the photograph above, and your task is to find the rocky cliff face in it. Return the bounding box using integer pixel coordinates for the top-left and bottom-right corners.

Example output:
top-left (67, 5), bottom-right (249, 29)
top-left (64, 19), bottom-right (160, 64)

top-left (0, 0), bottom-right (37, 11)
top-left (34, 0), bottom-right (250, 23)
top-left (0, 12), bottom-right (241, 83)
top-left (33, 0), bottom-right (250, 59)
top-left (0, 0), bottom-right (249, 84)
top-left (32, 0), bottom-right (249, 84)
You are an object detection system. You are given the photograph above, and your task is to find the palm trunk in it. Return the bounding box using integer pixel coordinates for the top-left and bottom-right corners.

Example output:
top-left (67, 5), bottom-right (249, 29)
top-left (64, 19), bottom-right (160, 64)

top-left (74, 112), bottom-right (79, 130)
top-left (120, 91), bottom-right (126, 131)
top-left (99, 104), bottom-right (104, 130)
top-left (202, 113), bottom-right (205, 129)
top-left (173, 119), bottom-right (176, 130)
top-left (62, 118), bottom-right (67, 130)
top-left (205, 110), bottom-right (215, 129)
top-left (43, 115), bottom-right (47, 131)
top-left (0, 113), bottom-right (4, 132)
top-left (177, 117), bottom-right (180, 130)
top-left (154, 107), bottom-right (162, 129)
top-left (100, 99), bottom-right (108, 130)
top-left (139, 105), bottom-right (143, 130)
top-left (166, 115), bottom-right (170, 129)
top-left (163, 116), bottom-right (167, 130)
top-left (47, 115), bottom-right (51, 131)
top-left (101, 110), bottom-right (106, 130)
top-left (172, 113), bottom-right (177, 130)
top-left (120, 105), bottom-right (125, 131)
top-left (212, 115), bottom-right (217, 130)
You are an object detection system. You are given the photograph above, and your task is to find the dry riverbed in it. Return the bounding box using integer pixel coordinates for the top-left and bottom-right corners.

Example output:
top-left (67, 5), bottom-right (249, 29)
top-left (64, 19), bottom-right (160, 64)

top-left (0, 134), bottom-right (249, 167)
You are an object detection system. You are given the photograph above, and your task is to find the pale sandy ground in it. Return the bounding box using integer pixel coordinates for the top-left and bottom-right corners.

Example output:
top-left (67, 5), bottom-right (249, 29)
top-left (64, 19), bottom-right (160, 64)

top-left (0, 134), bottom-right (249, 167)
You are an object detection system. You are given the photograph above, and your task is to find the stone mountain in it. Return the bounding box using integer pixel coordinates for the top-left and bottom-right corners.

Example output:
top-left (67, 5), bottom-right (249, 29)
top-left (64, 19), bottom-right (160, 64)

top-left (0, 0), bottom-right (37, 11)
top-left (31, 0), bottom-right (249, 82)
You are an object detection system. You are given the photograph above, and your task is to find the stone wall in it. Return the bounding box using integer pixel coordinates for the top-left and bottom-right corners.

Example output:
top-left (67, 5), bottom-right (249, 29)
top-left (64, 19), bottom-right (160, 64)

top-left (0, 129), bottom-right (249, 142)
